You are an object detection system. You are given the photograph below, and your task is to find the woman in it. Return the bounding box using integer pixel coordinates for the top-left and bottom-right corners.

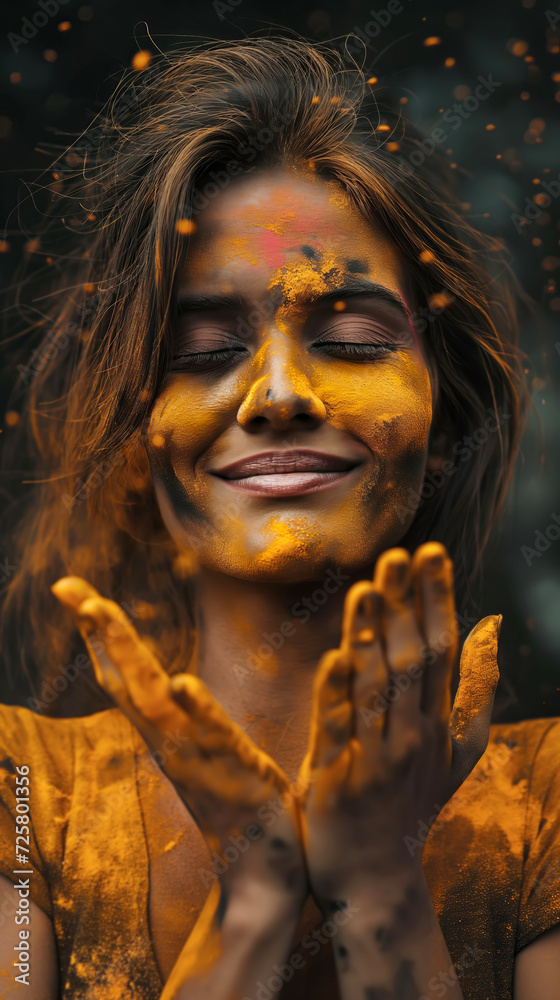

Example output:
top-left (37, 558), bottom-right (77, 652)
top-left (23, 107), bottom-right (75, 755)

top-left (0, 37), bottom-right (558, 1000)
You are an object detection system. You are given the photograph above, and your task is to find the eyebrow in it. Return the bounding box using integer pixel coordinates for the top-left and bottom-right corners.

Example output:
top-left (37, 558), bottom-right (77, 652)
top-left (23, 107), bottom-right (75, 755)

top-left (177, 278), bottom-right (412, 323)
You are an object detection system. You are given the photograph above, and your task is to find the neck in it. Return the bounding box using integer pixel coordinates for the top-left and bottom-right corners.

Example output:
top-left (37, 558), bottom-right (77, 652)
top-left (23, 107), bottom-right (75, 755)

top-left (191, 564), bottom-right (359, 777)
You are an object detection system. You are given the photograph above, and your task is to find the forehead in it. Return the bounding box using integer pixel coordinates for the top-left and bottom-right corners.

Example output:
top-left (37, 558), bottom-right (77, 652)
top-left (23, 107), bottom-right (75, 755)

top-left (179, 167), bottom-right (406, 298)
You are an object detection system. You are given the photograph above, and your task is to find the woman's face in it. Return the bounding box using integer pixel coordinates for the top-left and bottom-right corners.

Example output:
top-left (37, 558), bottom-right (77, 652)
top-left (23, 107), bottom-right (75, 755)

top-left (146, 166), bottom-right (434, 582)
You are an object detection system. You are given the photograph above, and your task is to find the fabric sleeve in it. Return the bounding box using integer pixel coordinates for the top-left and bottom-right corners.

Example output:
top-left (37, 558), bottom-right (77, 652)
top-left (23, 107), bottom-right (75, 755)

top-left (0, 705), bottom-right (55, 918)
top-left (517, 719), bottom-right (560, 952)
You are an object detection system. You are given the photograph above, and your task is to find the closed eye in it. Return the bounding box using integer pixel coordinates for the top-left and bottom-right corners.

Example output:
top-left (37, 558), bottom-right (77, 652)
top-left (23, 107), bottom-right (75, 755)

top-left (311, 341), bottom-right (398, 361)
top-left (169, 345), bottom-right (248, 373)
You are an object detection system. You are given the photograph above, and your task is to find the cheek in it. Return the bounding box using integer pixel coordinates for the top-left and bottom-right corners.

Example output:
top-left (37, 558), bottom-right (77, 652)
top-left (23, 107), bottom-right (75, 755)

top-left (311, 358), bottom-right (433, 460)
top-left (146, 380), bottom-right (234, 466)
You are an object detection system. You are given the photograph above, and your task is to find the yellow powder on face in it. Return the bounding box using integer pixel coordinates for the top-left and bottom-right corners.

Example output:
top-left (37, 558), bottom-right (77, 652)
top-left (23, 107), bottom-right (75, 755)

top-left (252, 515), bottom-right (323, 571)
top-left (266, 253), bottom-right (343, 307)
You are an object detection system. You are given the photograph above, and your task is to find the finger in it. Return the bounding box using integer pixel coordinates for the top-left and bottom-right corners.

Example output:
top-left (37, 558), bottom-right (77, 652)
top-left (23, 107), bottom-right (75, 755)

top-left (308, 649), bottom-right (353, 769)
top-left (373, 549), bottom-right (424, 750)
top-left (411, 542), bottom-right (458, 716)
top-left (51, 577), bottom-right (107, 686)
top-left (340, 581), bottom-right (386, 743)
top-left (51, 576), bottom-right (101, 612)
top-left (450, 614), bottom-right (501, 785)
top-left (75, 596), bottom-right (184, 735)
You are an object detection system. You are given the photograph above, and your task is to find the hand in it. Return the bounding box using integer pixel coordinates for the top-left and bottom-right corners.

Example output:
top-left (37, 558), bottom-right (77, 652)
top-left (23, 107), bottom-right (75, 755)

top-left (51, 577), bottom-right (308, 912)
top-left (297, 542), bottom-right (501, 908)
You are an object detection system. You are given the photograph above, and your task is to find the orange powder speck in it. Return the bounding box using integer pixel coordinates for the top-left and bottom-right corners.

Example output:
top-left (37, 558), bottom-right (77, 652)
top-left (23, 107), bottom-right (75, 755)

top-left (5, 411), bottom-right (20, 427)
top-left (24, 237), bottom-right (40, 255)
top-left (151, 433), bottom-right (165, 448)
top-left (58, 20), bottom-right (71, 30)
top-left (176, 218), bottom-right (196, 235)
top-left (386, 141), bottom-right (400, 152)
top-left (377, 124), bottom-right (390, 132)
top-left (511, 39), bottom-right (529, 56)
top-left (419, 249), bottom-right (435, 263)
top-left (428, 291), bottom-right (454, 310)
top-left (424, 36), bottom-right (441, 46)
top-left (367, 77), bottom-right (378, 85)
top-left (162, 832), bottom-right (184, 853)
top-left (132, 49), bottom-right (152, 71)
top-left (331, 96), bottom-right (340, 105)
top-left (333, 300), bottom-right (347, 311)
top-left (529, 118), bottom-right (546, 134)
top-left (44, 49), bottom-right (58, 62)
top-left (10, 72), bottom-right (21, 84)
top-left (553, 72), bottom-right (560, 82)
top-left (84, 282), bottom-right (95, 293)
top-left (311, 96), bottom-right (319, 105)
top-left (0, 241), bottom-right (9, 253)
top-left (399, 96), bottom-right (408, 105)
top-left (485, 123), bottom-right (496, 131)
top-left (444, 57), bottom-right (455, 67)
top-left (534, 193), bottom-right (549, 206)
top-left (521, 91), bottom-right (530, 101)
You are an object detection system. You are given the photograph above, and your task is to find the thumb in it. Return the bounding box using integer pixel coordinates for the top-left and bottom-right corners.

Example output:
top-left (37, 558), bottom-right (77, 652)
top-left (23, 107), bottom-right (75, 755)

top-left (449, 614), bottom-right (502, 785)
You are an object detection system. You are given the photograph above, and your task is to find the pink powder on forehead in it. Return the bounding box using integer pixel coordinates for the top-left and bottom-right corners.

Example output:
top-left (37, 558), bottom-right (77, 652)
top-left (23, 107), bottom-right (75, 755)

top-left (256, 228), bottom-right (288, 269)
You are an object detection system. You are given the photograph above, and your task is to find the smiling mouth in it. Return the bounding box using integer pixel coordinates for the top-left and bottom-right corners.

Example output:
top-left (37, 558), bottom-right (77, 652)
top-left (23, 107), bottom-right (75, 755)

top-left (210, 450), bottom-right (361, 497)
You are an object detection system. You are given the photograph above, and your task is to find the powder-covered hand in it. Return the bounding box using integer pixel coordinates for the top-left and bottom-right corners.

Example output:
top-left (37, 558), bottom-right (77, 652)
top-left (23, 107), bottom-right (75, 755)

top-left (51, 576), bottom-right (308, 915)
top-left (296, 542), bottom-right (501, 909)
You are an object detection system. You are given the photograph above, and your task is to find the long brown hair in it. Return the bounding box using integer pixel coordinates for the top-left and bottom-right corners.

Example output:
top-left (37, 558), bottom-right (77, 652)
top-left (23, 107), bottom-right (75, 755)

top-left (0, 36), bottom-right (529, 715)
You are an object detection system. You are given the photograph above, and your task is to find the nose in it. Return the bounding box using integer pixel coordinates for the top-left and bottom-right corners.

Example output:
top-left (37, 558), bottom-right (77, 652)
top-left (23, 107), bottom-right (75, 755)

top-left (236, 336), bottom-right (326, 432)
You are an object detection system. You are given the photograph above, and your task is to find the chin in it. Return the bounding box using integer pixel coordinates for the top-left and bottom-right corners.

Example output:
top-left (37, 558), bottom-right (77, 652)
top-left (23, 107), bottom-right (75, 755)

top-left (198, 537), bottom-right (378, 586)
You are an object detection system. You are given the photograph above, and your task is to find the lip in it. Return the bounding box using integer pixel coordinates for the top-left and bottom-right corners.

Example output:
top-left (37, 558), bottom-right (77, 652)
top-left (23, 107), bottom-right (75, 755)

top-left (210, 450), bottom-right (362, 497)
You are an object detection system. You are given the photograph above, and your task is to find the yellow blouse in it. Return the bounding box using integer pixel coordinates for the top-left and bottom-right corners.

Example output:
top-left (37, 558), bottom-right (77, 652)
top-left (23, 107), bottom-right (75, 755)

top-left (0, 704), bottom-right (559, 999)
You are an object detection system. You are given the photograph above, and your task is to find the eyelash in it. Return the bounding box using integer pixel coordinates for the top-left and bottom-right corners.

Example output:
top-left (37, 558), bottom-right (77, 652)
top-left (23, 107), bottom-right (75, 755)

top-left (169, 341), bottom-right (397, 373)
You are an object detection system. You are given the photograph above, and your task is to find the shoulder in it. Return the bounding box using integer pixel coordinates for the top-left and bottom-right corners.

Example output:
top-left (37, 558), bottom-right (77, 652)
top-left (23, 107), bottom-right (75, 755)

top-left (488, 716), bottom-right (560, 785)
top-left (0, 703), bottom-right (144, 785)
